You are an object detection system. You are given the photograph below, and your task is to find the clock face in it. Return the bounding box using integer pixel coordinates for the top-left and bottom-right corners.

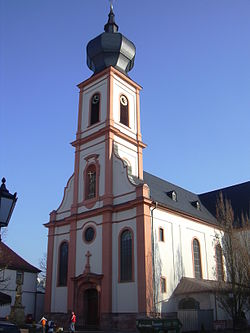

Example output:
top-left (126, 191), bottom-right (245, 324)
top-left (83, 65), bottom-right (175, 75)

top-left (92, 94), bottom-right (100, 104)
top-left (120, 95), bottom-right (128, 106)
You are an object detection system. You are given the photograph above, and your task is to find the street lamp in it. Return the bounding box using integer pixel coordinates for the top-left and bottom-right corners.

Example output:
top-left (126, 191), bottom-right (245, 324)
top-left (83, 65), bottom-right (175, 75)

top-left (0, 178), bottom-right (17, 240)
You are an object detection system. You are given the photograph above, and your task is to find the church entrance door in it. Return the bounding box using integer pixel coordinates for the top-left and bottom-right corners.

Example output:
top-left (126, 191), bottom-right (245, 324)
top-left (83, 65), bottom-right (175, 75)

top-left (84, 288), bottom-right (99, 327)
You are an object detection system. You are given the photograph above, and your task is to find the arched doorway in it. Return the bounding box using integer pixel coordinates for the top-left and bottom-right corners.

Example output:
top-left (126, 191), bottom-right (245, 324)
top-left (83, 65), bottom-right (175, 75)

top-left (73, 271), bottom-right (103, 328)
top-left (84, 288), bottom-right (99, 327)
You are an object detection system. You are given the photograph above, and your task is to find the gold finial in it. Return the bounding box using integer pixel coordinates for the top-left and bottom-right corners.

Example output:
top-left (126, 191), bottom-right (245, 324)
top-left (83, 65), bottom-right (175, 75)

top-left (109, 0), bottom-right (114, 11)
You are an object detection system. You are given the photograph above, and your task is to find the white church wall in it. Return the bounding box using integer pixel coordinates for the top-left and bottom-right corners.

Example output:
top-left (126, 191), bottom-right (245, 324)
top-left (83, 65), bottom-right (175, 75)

top-left (75, 217), bottom-right (103, 276)
top-left (80, 76), bottom-right (108, 135)
top-left (152, 208), bottom-right (221, 312)
top-left (112, 74), bottom-right (137, 139)
top-left (113, 136), bottom-right (139, 177)
top-left (56, 175), bottom-right (74, 220)
top-left (111, 210), bottom-right (138, 312)
top-left (113, 153), bottom-right (136, 202)
top-left (53, 287), bottom-right (68, 313)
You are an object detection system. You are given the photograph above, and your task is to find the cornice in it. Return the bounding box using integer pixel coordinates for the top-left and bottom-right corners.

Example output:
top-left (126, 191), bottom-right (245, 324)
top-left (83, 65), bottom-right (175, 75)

top-left (77, 66), bottom-right (142, 91)
top-left (71, 124), bottom-right (147, 149)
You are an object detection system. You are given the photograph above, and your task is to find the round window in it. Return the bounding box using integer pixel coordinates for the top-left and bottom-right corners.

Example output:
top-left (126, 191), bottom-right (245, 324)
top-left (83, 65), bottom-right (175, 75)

top-left (84, 226), bottom-right (95, 242)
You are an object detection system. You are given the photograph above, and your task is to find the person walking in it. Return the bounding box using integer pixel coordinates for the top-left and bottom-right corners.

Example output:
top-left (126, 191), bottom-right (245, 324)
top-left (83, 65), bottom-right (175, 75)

top-left (39, 316), bottom-right (47, 333)
top-left (70, 311), bottom-right (76, 332)
top-left (47, 320), bottom-right (55, 333)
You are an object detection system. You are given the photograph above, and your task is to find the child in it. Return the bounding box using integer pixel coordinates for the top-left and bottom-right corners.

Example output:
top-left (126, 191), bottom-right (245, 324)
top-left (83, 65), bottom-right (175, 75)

top-left (39, 316), bottom-right (47, 333)
top-left (47, 320), bottom-right (55, 333)
top-left (70, 312), bottom-right (76, 332)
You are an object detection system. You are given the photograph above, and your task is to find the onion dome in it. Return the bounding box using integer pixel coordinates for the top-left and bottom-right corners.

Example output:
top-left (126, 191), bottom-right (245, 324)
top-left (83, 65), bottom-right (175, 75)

top-left (87, 5), bottom-right (136, 75)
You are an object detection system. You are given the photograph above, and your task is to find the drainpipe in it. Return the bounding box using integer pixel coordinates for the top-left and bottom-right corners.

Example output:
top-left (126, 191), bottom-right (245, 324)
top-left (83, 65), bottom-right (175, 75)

top-left (214, 292), bottom-right (218, 321)
top-left (150, 201), bottom-right (158, 316)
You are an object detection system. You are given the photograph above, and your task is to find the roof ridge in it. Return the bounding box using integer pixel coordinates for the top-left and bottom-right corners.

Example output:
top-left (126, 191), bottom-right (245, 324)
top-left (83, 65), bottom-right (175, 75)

top-left (0, 242), bottom-right (40, 273)
top-left (143, 171), bottom-right (199, 196)
top-left (199, 180), bottom-right (250, 196)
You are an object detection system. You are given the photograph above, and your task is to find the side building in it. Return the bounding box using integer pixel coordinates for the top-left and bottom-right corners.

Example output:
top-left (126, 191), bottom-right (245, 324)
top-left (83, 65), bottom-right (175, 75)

top-left (0, 242), bottom-right (42, 321)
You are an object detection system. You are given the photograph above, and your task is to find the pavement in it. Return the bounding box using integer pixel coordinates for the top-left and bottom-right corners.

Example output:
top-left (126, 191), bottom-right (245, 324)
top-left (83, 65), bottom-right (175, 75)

top-left (63, 330), bottom-right (138, 333)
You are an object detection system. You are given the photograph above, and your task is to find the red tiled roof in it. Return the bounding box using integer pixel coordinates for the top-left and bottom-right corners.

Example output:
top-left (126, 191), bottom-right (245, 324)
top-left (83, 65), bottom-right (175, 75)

top-left (0, 242), bottom-right (40, 273)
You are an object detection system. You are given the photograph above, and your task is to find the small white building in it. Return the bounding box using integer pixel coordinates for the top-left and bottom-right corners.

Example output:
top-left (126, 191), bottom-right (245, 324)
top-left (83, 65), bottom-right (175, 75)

top-left (0, 242), bottom-right (43, 321)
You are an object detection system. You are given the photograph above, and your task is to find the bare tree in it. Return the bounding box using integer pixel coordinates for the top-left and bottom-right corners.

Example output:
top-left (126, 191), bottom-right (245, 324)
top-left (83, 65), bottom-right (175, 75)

top-left (38, 253), bottom-right (47, 289)
top-left (216, 192), bottom-right (250, 330)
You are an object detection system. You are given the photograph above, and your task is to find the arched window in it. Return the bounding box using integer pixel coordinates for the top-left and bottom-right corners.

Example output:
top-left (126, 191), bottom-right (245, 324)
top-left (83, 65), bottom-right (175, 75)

top-left (58, 242), bottom-right (68, 286)
top-left (90, 93), bottom-right (100, 126)
top-left (120, 95), bottom-right (129, 127)
top-left (86, 165), bottom-right (96, 199)
top-left (120, 229), bottom-right (132, 281)
top-left (193, 239), bottom-right (202, 279)
top-left (179, 297), bottom-right (200, 310)
top-left (216, 244), bottom-right (224, 281)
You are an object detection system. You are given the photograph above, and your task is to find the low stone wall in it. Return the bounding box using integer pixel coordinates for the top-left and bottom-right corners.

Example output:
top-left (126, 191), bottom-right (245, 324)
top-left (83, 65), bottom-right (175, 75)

top-left (45, 311), bottom-right (137, 331)
top-left (100, 313), bottom-right (137, 331)
top-left (44, 312), bottom-right (71, 330)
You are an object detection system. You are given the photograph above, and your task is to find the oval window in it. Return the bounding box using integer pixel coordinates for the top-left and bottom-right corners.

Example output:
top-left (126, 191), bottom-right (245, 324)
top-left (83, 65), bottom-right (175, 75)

top-left (84, 226), bottom-right (95, 242)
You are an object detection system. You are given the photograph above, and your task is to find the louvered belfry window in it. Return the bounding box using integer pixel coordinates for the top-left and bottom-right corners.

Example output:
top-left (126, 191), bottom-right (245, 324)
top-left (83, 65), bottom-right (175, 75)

top-left (90, 93), bottom-right (100, 125)
top-left (120, 229), bottom-right (132, 281)
top-left (193, 239), bottom-right (202, 279)
top-left (120, 95), bottom-right (129, 126)
top-left (58, 242), bottom-right (68, 286)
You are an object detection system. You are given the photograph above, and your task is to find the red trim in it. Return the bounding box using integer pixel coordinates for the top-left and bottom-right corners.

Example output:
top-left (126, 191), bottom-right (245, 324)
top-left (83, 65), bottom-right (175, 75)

top-left (101, 211), bottom-right (112, 313)
top-left (106, 72), bottom-right (114, 127)
top-left (103, 73), bottom-right (114, 205)
top-left (44, 223), bottom-right (55, 312)
top-left (71, 124), bottom-right (147, 149)
top-left (45, 195), bottom-right (152, 229)
top-left (72, 88), bottom-right (83, 215)
top-left (77, 66), bottom-right (142, 92)
top-left (136, 187), bottom-right (153, 315)
top-left (76, 90), bottom-right (83, 140)
top-left (118, 227), bottom-right (135, 283)
top-left (136, 88), bottom-right (143, 179)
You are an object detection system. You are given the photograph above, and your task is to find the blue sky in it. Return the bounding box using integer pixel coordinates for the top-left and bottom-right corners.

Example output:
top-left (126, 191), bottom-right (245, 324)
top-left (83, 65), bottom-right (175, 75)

top-left (1, 0), bottom-right (249, 268)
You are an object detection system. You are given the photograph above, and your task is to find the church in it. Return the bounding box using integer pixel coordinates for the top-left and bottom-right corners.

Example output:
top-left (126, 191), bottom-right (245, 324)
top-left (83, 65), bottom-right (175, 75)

top-left (44, 6), bottom-right (250, 331)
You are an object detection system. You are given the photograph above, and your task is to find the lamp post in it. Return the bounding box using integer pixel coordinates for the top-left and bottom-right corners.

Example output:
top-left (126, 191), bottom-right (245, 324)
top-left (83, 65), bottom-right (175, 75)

top-left (0, 178), bottom-right (17, 241)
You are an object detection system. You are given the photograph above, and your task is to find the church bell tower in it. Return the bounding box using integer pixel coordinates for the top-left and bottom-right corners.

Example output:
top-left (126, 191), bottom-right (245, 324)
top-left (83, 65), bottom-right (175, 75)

top-left (45, 6), bottom-right (152, 330)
